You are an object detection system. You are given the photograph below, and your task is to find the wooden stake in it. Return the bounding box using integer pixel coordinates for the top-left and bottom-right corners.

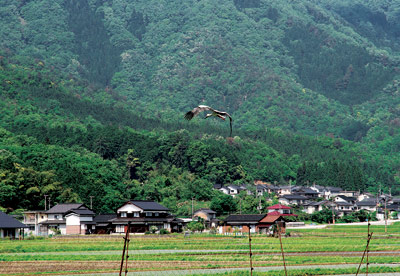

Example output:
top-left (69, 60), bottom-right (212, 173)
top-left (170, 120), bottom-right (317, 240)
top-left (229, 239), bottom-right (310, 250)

top-left (366, 222), bottom-right (370, 276)
top-left (248, 225), bottom-right (253, 276)
top-left (119, 222), bottom-right (131, 276)
top-left (355, 228), bottom-right (373, 276)
top-left (125, 224), bottom-right (130, 275)
top-left (278, 224), bottom-right (288, 276)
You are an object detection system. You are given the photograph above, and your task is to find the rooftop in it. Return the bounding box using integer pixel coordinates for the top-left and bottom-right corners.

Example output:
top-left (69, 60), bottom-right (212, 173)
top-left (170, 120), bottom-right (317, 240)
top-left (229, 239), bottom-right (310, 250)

top-left (45, 203), bottom-right (84, 214)
top-left (0, 211), bottom-right (28, 228)
top-left (267, 204), bottom-right (291, 210)
top-left (128, 200), bottom-right (169, 211)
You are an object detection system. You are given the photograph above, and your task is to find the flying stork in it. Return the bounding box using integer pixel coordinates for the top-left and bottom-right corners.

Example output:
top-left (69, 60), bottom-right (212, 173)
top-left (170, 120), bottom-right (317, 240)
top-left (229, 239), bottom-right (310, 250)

top-left (184, 105), bottom-right (233, 136)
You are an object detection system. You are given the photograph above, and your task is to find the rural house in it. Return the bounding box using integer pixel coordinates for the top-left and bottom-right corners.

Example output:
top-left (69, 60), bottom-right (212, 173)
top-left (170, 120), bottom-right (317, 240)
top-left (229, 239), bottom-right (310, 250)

top-left (221, 214), bottom-right (267, 234)
top-left (111, 200), bottom-right (184, 234)
top-left (0, 211), bottom-right (28, 239)
top-left (93, 214), bottom-right (117, 234)
top-left (39, 203), bottom-right (92, 235)
top-left (64, 208), bottom-right (96, 235)
top-left (23, 210), bottom-right (47, 236)
top-left (193, 208), bottom-right (219, 228)
top-left (279, 194), bottom-right (308, 205)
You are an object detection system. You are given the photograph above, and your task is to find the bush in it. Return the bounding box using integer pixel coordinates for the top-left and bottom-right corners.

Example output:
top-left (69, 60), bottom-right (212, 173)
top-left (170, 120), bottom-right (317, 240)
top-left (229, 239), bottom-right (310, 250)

top-left (150, 225), bottom-right (158, 234)
top-left (160, 229), bottom-right (169, 235)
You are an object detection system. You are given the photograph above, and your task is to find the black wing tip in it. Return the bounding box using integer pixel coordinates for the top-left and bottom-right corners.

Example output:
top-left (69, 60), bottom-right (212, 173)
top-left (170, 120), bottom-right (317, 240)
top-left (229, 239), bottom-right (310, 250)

top-left (184, 111), bottom-right (194, 120)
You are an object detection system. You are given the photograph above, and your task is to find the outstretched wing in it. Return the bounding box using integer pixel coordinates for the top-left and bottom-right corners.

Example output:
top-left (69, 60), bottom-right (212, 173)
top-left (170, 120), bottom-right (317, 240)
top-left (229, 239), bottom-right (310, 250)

top-left (184, 105), bottom-right (214, 120)
top-left (213, 110), bottom-right (233, 136)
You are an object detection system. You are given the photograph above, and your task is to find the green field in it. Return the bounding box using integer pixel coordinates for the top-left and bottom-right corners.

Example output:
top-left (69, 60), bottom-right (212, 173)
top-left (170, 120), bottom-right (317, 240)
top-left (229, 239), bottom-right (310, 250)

top-left (0, 223), bottom-right (399, 275)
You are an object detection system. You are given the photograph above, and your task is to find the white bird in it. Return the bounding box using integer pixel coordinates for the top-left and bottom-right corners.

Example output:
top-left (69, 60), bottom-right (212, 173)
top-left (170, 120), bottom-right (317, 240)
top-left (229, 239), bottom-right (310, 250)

top-left (184, 105), bottom-right (233, 136)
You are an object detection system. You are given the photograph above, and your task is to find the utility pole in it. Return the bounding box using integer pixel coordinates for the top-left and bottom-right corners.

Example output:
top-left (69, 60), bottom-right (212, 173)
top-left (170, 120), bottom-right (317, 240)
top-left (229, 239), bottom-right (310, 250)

top-left (48, 196), bottom-right (51, 210)
top-left (90, 196), bottom-right (94, 209)
top-left (44, 195), bottom-right (48, 210)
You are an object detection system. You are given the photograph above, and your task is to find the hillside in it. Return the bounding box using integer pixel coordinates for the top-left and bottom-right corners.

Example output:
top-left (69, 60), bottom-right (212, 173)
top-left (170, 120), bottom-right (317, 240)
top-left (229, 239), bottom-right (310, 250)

top-left (0, 0), bottom-right (399, 212)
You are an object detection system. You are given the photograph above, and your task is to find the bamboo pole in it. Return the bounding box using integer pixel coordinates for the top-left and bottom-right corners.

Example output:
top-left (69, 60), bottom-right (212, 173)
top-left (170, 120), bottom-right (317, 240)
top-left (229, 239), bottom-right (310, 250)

top-left (355, 229), bottom-right (373, 276)
top-left (124, 223), bottom-right (131, 276)
top-left (248, 225), bottom-right (254, 276)
top-left (278, 224), bottom-right (288, 276)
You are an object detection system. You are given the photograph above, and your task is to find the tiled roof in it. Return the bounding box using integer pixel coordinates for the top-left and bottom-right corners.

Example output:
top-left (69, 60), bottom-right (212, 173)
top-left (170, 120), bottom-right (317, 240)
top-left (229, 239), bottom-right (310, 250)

top-left (39, 219), bottom-right (66, 225)
top-left (281, 195), bottom-right (308, 200)
top-left (46, 203), bottom-right (84, 214)
top-left (267, 204), bottom-right (291, 209)
top-left (224, 214), bottom-right (266, 223)
top-left (267, 211), bottom-right (297, 216)
top-left (128, 200), bottom-right (169, 211)
top-left (260, 215), bottom-right (281, 223)
top-left (65, 209), bottom-right (95, 216)
top-left (194, 208), bottom-right (216, 214)
top-left (93, 214), bottom-right (117, 223)
top-left (356, 200), bottom-right (378, 206)
top-left (0, 211), bottom-right (28, 228)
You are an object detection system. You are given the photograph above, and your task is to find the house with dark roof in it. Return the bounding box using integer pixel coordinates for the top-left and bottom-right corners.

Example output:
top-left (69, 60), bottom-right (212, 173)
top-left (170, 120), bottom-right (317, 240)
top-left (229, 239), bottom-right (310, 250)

top-left (226, 185), bottom-right (245, 196)
top-left (93, 214), bottom-right (117, 234)
top-left (39, 203), bottom-right (91, 235)
top-left (302, 200), bottom-right (332, 214)
top-left (334, 201), bottom-right (355, 216)
top-left (193, 208), bottom-right (219, 228)
top-left (0, 211), bottom-right (28, 239)
top-left (64, 208), bottom-right (96, 235)
top-left (221, 214), bottom-right (267, 234)
top-left (334, 195), bottom-right (356, 205)
top-left (279, 194), bottom-right (308, 205)
top-left (355, 199), bottom-right (378, 212)
top-left (111, 200), bottom-right (184, 234)
top-left (292, 187), bottom-right (319, 199)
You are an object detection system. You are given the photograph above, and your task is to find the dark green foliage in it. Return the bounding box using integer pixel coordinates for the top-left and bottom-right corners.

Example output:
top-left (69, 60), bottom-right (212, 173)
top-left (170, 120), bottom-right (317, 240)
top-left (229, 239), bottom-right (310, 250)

top-left (311, 207), bottom-right (336, 224)
top-left (64, 0), bottom-right (121, 85)
top-left (0, 0), bottom-right (400, 215)
top-left (210, 191), bottom-right (237, 216)
top-left (283, 24), bottom-right (395, 105)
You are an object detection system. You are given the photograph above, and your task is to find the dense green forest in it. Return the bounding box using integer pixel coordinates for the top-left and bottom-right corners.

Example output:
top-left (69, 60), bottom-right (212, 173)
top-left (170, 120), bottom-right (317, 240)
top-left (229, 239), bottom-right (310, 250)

top-left (0, 0), bottom-right (399, 215)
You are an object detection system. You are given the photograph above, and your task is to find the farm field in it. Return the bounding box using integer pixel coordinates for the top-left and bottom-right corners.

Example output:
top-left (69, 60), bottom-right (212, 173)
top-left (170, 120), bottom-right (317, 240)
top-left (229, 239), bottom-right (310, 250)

top-left (1, 222), bottom-right (400, 275)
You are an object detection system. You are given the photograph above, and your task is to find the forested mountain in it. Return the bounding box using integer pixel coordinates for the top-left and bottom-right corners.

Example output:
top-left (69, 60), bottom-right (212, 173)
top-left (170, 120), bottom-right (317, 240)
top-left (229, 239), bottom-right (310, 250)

top-left (0, 0), bottom-right (399, 214)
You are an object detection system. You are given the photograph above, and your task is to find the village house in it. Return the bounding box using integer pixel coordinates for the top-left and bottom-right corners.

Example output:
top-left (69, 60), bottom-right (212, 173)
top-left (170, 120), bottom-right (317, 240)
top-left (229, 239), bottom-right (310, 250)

top-left (221, 214), bottom-right (267, 234)
top-left (334, 201), bottom-right (354, 216)
top-left (292, 187), bottom-right (319, 199)
top-left (93, 214), bottom-right (117, 234)
top-left (64, 208), bottom-right (96, 235)
top-left (40, 203), bottom-right (90, 235)
top-left (221, 212), bottom-right (289, 234)
top-left (334, 195), bottom-right (357, 205)
top-left (193, 208), bottom-right (219, 228)
top-left (267, 204), bottom-right (296, 216)
top-left (355, 199), bottom-right (378, 212)
top-left (279, 194), bottom-right (308, 206)
top-left (110, 200), bottom-right (184, 234)
top-left (302, 200), bottom-right (331, 214)
top-left (23, 210), bottom-right (47, 236)
top-left (0, 211), bottom-right (28, 239)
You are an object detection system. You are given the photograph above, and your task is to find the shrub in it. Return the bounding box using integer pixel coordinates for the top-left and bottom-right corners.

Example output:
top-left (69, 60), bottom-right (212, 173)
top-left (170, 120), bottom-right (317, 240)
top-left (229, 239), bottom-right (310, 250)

top-left (160, 229), bottom-right (169, 235)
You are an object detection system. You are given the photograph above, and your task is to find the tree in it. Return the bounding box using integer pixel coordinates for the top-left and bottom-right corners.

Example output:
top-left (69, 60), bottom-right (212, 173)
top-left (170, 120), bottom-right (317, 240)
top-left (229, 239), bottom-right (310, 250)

top-left (210, 191), bottom-right (236, 216)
